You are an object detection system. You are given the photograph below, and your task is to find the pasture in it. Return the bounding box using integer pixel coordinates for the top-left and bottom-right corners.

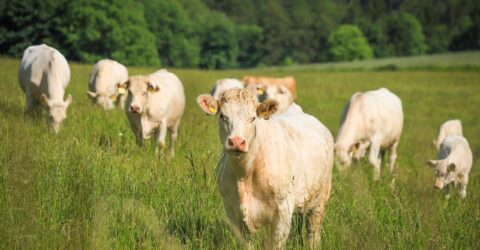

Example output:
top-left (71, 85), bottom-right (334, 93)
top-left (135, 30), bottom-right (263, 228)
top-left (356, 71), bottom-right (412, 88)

top-left (0, 56), bottom-right (479, 249)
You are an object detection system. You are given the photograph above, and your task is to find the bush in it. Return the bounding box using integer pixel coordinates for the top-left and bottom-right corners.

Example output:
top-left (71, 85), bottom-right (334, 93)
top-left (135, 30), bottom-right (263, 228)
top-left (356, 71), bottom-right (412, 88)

top-left (328, 25), bottom-right (373, 62)
top-left (199, 13), bottom-right (238, 69)
top-left (236, 24), bottom-right (264, 68)
top-left (383, 12), bottom-right (427, 56)
top-left (142, 0), bottom-right (200, 68)
top-left (62, 0), bottom-right (160, 66)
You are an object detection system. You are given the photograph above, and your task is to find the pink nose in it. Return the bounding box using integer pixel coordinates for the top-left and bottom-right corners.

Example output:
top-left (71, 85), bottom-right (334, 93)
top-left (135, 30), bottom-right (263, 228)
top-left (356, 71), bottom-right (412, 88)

top-left (129, 105), bottom-right (140, 113)
top-left (227, 137), bottom-right (247, 152)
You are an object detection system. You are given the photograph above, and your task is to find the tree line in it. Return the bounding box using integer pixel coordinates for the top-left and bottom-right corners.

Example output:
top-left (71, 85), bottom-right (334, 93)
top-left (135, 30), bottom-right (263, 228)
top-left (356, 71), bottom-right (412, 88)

top-left (1, 0), bottom-right (478, 69)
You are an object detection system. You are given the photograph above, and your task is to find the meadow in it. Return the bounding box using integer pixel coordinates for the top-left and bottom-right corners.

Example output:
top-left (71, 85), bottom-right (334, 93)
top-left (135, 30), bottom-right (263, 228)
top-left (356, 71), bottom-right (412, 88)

top-left (0, 56), bottom-right (479, 249)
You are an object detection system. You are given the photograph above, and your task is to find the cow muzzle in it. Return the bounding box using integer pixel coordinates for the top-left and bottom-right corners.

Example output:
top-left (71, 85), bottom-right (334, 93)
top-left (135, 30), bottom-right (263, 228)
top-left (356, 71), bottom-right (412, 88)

top-left (226, 136), bottom-right (247, 152)
top-left (129, 105), bottom-right (141, 113)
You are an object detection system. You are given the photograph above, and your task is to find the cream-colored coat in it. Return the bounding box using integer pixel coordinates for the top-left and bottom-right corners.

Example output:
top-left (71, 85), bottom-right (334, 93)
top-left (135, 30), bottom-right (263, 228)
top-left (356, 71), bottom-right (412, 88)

top-left (243, 76), bottom-right (297, 113)
top-left (427, 135), bottom-right (472, 198)
top-left (122, 69), bottom-right (185, 155)
top-left (433, 119), bottom-right (463, 149)
top-left (210, 78), bottom-right (243, 99)
top-left (198, 89), bottom-right (333, 249)
top-left (88, 59), bottom-right (128, 110)
top-left (18, 44), bottom-right (72, 133)
top-left (335, 88), bottom-right (403, 180)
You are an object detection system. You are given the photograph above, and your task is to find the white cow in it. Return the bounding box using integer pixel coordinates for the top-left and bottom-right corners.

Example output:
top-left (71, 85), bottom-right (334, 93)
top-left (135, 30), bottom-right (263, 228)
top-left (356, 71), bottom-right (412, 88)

top-left (243, 76), bottom-right (297, 114)
top-left (117, 69), bottom-right (185, 155)
top-left (335, 88), bottom-right (403, 180)
top-left (427, 135), bottom-right (472, 199)
top-left (433, 119), bottom-right (463, 149)
top-left (18, 44), bottom-right (72, 134)
top-left (87, 59), bottom-right (128, 110)
top-left (210, 78), bottom-right (243, 99)
top-left (196, 89), bottom-right (334, 249)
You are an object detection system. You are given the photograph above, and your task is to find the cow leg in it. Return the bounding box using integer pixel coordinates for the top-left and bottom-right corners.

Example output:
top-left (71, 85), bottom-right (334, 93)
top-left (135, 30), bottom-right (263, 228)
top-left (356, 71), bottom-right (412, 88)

top-left (458, 175), bottom-right (468, 199)
top-left (369, 139), bottom-right (382, 181)
top-left (155, 120), bottom-right (168, 154)
top-left (167, 120), bottom-right (181, 157)
top-left (268, 200), bottom-right (294, 249)
top-left (307, 181), bottom-right (331, 248)
top-left (389, 141), bottom-right (399, 173)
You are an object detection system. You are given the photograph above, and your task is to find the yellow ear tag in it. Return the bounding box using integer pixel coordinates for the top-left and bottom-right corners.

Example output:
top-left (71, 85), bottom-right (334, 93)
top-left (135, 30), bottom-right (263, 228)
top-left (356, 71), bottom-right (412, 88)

top-left (147, 87), bottom-right (157, 93)
top-left (40, 97), bottom-right (48, 106)
top-left (118, 87), bottom-right (126, 94)
top-left (257, 89), bottom-right (264, 95)
top-left (260, 111), bottom-right (269, 117)
top-left (208, 106), bottom-right (217, 114)
top-left (110, 95), bottom-right (118, 101)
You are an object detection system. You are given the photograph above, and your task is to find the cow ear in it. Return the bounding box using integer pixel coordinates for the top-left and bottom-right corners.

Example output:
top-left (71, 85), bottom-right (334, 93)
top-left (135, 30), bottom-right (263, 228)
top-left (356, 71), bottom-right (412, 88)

top-left (40, 93), bottom-right (50, 107)
top-left (447, 163), bottom-right (456, 172)
top-left (197, 94), bottom-right (218, 115)
top-left (257, 99), bottom-right (278, 120)
top-left (117, 81), bottom-right (129, 94)
top-left (147, 81), bottom-right (160, 93)
top-left (426, 160), bottom-right (437, 168)
top-left (87, 91), bottom-right (97, 98)
top-left (65, 95), bottom-right (73, 107)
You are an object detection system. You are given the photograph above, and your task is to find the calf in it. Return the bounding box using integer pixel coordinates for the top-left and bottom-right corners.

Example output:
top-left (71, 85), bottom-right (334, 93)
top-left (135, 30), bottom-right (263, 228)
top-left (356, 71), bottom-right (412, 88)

top-left (118, 69), bottom-right (185, 155)
top-left (210, 78), bottom-right (244, 99)
top-left (433, 119), bottom-right (463, 149)
top-left (197, 89), bottom-right (333, 249)
top-left (87, 59), bottom-right (128, 110)
top-left (243, 76), bottom-right (297, 113)
top-left (427, 135), bottom-right (472, 199)
top-left (18, 44), bottom-right (72, 134)
top-left (335, 88), bottom-right (403, 180)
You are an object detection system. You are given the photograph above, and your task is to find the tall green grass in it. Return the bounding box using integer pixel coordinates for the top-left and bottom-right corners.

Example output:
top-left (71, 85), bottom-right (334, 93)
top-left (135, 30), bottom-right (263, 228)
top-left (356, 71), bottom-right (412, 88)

top-left (1, 57), bottom-right (479, 249)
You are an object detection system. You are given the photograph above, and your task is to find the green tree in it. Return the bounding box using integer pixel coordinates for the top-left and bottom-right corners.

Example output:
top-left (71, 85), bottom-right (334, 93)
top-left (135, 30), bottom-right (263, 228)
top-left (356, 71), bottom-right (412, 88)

top-left (328, 24), bottom-right (373, 62)
top-left (142, 0), bottom-right (199, 68)
top-left (0, 0), bottom-right (66, 56)
top-left (199, 13), bottom-right (238, 69)
top-left (236, 24), bottom-right (264, 68)
top-left (383, 12), bottom-right (427, 56)
top-left (61, 0), bottom-right (159, 66)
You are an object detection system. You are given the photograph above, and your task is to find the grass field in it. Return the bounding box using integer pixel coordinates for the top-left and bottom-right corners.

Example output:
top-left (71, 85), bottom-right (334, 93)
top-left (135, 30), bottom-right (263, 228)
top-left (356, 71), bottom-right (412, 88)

top-left (267, 51), bottom-right (480, 72)
top-left (1, 56), bottom-right (479, 249)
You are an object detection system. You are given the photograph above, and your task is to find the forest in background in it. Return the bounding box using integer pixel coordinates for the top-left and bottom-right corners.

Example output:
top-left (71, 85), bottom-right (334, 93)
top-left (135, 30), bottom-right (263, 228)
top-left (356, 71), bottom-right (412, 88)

top-left (1, 0), bottom-right (479, 69)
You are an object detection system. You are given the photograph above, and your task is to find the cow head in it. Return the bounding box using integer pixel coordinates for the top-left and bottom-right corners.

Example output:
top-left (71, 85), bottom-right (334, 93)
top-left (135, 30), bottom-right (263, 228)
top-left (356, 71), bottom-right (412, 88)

top-left (246, 82), bottom-right (293, 113)
top-left (426, 159), bottom-right (456, 189)
top-left (118, 76), bottom-right (159, 114)
top-left (197, 89), bottom-right (278, 154)
top-left (40, 93), bottom-right (72, 134)
top-left (87, 91), bottom-right (118, 110)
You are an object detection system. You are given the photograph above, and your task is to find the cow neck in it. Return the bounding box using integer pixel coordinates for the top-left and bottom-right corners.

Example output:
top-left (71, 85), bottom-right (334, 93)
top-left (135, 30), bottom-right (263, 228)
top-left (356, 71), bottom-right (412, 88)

top-left (46, 69), bottom-right (65, 102)
top-left (336, 123), bottom-right (358, 150)
top-left (227, 122), bottom-right (261, 180)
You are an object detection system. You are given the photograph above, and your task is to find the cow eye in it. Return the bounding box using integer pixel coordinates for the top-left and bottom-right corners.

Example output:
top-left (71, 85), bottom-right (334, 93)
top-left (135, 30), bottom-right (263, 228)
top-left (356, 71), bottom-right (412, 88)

top-left (220, 113), bottom-right (227, 121)
top-left (249, 116), bottom-right (256, 123)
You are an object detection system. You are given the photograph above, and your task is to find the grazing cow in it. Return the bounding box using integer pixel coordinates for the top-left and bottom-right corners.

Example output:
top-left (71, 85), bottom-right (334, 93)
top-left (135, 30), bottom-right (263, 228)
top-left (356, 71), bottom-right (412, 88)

top-left (433, 119), bottom-right (463, 149)
top-left (335, 88), bottom-right (403, 180)
top-left (427, 135), bottom-right (472, 199)
top-left (117, 69), bottom-right (185, 155)
top-left (196, 89), bottom-right (333, 249)
top-left (18, 44), bottom-right (72, 134)
top-left (243, 76), bottom-right (297, 113)
top-left (211, 78), bottom-right (244, 100)
top-left (87, 59), bottom-right (128, 110)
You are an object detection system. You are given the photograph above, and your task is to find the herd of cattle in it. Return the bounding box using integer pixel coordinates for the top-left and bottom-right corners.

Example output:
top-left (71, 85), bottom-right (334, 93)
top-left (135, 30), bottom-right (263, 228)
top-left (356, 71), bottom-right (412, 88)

top-left (17, 44), bottom-right (473, 248)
